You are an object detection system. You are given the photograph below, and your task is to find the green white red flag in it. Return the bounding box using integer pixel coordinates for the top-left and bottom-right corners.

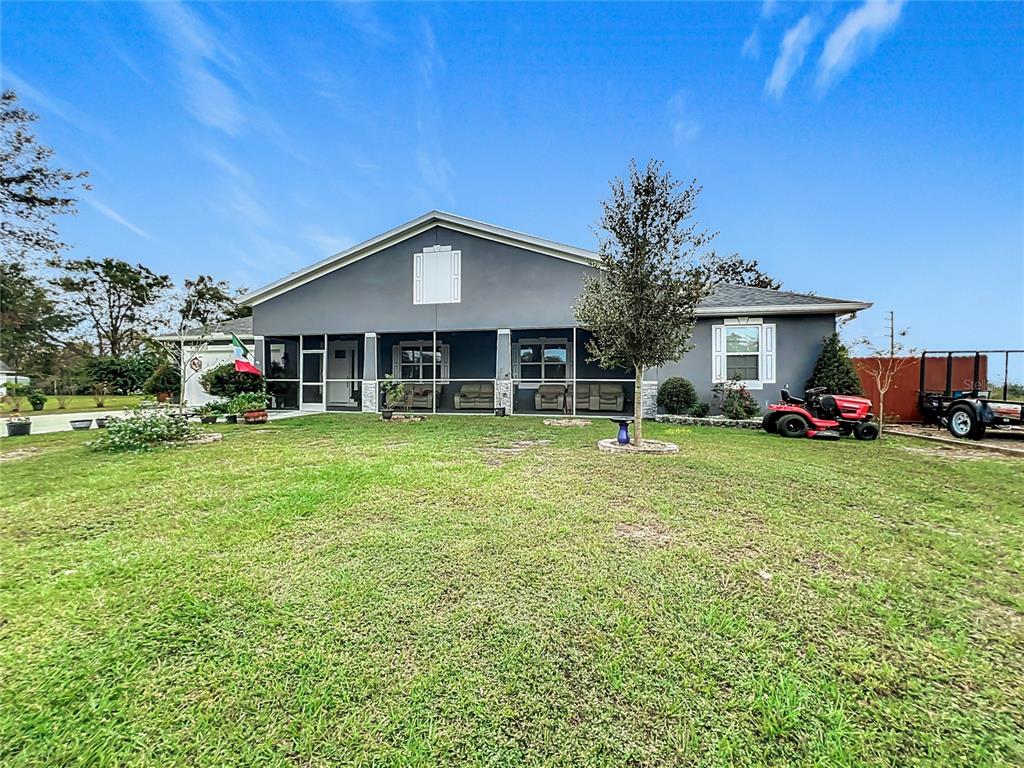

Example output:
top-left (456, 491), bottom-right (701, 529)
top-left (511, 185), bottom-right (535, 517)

top-left (232, 334), bottom-right (261, 375)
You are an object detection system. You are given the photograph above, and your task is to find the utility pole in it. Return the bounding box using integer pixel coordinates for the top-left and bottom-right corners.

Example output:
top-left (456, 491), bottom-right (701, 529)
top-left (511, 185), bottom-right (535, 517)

top-left (888, 311), bottom-right (895, 358)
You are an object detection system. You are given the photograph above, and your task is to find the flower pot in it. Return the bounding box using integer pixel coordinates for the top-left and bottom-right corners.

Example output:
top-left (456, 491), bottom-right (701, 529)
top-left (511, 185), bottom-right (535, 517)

top-left (225, 414), bottom-right (238, 424)
top-left (200, 415), bottom-right (218, 424)
top-left (157, 392), bottom-right (170, 403)
top-left (5, 421), bottom-right (30, 437)
top-left (95, 417), bottom-right (108, 429)
top-left (244, 409), bottom-right (268, 424)
top-left (69, 419), bottom-right (93, 431)
top-left (381, 409), bottom-right (394, 421)
top-left (31, 403), bottom-right (44, 411)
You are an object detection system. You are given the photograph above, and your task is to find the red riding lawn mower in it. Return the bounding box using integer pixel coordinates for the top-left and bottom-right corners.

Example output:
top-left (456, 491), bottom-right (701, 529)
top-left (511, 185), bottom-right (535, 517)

top-left (762, 387), bottom-right (880, 441)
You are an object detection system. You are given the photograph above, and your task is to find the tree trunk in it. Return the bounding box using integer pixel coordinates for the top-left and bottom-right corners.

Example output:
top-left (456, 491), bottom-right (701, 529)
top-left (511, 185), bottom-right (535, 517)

top-left (877, 389), bottom-right (885, 438)
top-left (178, 338), bottom-right (187, 415)
top-left (634, 366), bottom-right (644, 444)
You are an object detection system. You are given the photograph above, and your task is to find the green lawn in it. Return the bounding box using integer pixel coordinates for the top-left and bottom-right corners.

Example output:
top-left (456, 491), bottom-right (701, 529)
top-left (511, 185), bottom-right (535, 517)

top-left (1, 394), bottom-right (143, 415)
top-left (1, 416), bottom-right (1022, 767)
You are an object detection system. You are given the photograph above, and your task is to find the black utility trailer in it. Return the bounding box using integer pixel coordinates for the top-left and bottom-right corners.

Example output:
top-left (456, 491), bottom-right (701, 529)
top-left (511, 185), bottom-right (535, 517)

top-left (918, 350), bottom-right (1024, 440)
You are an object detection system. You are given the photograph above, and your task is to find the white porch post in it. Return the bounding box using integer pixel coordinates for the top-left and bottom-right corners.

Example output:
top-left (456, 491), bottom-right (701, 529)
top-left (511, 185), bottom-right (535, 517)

top-left (495, 329), bottom-right (512, 414)
top-left (432, 329), bottom-right (437, 415)
top-left (361, 332), bottom-right (378, 413)
top-left (572, 326), bottom-right (577, 417)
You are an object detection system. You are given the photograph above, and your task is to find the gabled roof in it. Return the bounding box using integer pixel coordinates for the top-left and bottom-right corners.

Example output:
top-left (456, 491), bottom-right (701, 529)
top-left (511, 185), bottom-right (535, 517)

top-left (695, 284), bottom-right (870, 316)
top-left (0, 359), bottom-right (13, 374)
top-left (154, 316), bottom-right (254, 342)
top-left (242, 210), bottom-right (600, 306)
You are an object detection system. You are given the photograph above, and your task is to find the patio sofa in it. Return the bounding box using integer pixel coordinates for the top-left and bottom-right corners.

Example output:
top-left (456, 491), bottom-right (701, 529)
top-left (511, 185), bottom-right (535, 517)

top-left (454, 382), bottom-right (494, 410)
top-left (404, 384), bottom-right (440, 410)
top-left (575, 382), bottom-right (625, 412)
top-left (534, 384), bottom-right (566, 411)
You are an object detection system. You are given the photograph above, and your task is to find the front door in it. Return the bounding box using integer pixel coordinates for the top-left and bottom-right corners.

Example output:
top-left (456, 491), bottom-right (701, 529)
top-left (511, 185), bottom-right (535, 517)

top-left (326, 340), bottom-right (358, 406)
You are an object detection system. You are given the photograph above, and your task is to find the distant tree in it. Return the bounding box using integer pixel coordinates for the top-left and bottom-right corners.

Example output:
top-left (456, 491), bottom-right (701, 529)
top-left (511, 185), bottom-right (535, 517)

top-left (574, 159), bottom-right (713, 443)
top-left (805, 332), bottom-right (863, 396)
top-left (0, 259), bottom-right (76, 374)
top-left (178, 275), bottom-right (242, 327)
top-left (50, 257), bottom-right (172, 356)
top-left (80, 351), bottom-right (160, 395)
top-left (0, 90), bottom-right (89, 263)
top-left (696, 252), bottom-right (781, 289)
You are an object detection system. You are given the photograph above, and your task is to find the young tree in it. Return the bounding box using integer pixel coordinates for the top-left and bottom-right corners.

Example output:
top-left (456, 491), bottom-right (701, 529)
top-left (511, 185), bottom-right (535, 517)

top-left (854, 312), bottom-right (915, 436)
top-left (0, 90), bottom-right (89, 263)
top-left (0, 259), bottom-right (77, 374)
top-left (159, 275), bottom-right (248, 412)
top-left (575, 159), bottom-right (713, 442)
top-left (50, 257), bottom-right (172, 356)
top-left (695, 252), bottom-right (781, 289)
top-left (805, 332), bottom-right (863, 395)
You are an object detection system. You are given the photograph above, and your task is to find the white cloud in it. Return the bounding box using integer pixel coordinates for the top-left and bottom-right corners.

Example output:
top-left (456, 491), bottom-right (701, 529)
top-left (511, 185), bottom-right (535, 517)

top-left (84, 199), bottom-right (151, 239)
top-left (412, 18), bottom-right (454, 207)
top-left (742, 29), bottom-right (761, 60)
top-left (817, 0), bottom-right (905, 91)
top-left (304, 230), bottom-right (355, 255)
top-left (146, 2), bottom-right (244, 135)
top-left (765, 15), bottom-right (819, 99)
top-left (667, 91), bottom-right (701, 144)
top-left (760, 0), bottom-right (778, 19)
top-left (3, 71), bottom-right (111, 140)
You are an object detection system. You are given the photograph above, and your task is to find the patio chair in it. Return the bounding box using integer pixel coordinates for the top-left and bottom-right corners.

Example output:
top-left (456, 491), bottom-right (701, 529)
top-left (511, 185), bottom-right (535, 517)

top-left (534, 384), bottom-right (566, 411)
top-left (454, 382), bottom-right (494, 410)
top-left (405, 384), bottom-right (436, 410)
top-left (590, 384), bottom-right (625, 412)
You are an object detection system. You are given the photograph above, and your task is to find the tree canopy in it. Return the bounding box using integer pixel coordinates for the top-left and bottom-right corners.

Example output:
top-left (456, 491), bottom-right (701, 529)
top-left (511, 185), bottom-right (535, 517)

top-left (574, 159), bottom-right (713, 440)
top-left (0, 259), bottom-right (76, 374)
top-left (0, 90), bottom-right (89, 263)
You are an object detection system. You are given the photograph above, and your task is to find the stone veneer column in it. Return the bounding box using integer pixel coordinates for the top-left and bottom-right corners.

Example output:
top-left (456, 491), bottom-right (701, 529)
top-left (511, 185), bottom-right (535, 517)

top-left (361, 332), bottom-right (378, 413)
top-left (641, 380), bottom-right (659, 418)
top-left (495, 329), bottom-right (512, 413)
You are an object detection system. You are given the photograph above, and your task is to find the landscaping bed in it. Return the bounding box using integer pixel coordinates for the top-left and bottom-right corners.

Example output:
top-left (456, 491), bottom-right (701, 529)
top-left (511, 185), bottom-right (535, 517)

top-left (1, 415), bottom-right (1021, 766)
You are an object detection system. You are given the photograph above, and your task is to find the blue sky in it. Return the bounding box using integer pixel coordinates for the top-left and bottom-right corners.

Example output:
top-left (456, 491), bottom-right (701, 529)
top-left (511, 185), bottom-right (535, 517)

top-left (4, 1), bottom-right (1022, 353)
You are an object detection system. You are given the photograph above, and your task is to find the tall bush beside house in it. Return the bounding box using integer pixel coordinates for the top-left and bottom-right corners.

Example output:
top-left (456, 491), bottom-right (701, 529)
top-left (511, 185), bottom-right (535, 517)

top-left (805, 333), bottom-right (863, 396)
top-left (656, 377), bottom-right (699, 415)
top-left (143, 364), bottom-right (180, 401)
top-left (574, 159), bottom-right (713, 443)
top-left (200, 363), bottom-right (265, 398)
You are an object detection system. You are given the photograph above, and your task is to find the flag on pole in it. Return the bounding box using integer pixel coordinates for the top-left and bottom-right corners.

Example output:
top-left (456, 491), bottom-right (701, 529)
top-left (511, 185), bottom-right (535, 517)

top-left (232, 334), bottom-right (261, 375)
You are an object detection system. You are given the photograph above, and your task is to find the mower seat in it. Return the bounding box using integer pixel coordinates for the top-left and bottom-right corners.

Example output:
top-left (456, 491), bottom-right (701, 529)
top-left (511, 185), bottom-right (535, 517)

top-left (781, 389), bottom-right (805, 405)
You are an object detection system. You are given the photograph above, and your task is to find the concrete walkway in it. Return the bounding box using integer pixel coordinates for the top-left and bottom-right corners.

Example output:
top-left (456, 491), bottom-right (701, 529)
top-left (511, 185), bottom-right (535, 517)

top-left (2, 408), bottom-right (316, 437)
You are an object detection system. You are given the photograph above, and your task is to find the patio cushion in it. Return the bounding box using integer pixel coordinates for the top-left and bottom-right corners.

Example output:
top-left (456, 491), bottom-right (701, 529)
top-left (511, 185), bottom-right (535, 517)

top-left (455, 382), bottom-right (494, 409)
top-left (534, 384), bottom-right (566, 411)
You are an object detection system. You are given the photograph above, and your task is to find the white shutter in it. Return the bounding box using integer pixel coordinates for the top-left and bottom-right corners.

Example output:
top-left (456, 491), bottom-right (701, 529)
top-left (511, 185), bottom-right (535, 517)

top-left (392, 345), bottom-right (401, 378)
top-left (512, 343), bottom-right (521, 379)
top-left (413, 253), bottom-right (423, 304)
top-left (440, 344), bottom-right (450, 382)
top-left (451, 250), bottom-right (461, 303)
top-left (711, 325), bottom-right (725, 383)
top-left (761, 324), bottom-right (776, 383)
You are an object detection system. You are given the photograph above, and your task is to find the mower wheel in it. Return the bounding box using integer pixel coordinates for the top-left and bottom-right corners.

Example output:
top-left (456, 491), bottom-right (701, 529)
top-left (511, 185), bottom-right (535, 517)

top-left (761, 413), bottom-right (780, 433)
top-left (947, 404), bottom-right (986, 440)
top-left (776, 414), bottom-right (809, 438)
top-left (854, 421), bottom-right (879, 441)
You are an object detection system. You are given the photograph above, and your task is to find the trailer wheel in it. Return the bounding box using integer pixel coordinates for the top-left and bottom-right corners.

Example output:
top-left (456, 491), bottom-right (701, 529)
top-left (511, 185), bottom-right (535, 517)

top-left (854, 422), bottom-right (879, 441)
top-left (948, 405), bottom-right (986, 440)
top-left (777, 414), bottom-right (808, 438)
top-left (762, 413), bottom-right (780, 433)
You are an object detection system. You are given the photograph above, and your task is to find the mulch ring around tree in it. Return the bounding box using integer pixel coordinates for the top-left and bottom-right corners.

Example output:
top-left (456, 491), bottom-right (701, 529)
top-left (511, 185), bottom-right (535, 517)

top-left (597, 438), bottom-right (678, 454)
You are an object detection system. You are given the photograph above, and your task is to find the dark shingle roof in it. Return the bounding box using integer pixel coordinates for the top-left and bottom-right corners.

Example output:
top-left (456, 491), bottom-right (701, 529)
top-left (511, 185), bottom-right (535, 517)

top-left (158, 316), bottom-right (254, 340)
top-left (700, 284), bottom-right (867, 310)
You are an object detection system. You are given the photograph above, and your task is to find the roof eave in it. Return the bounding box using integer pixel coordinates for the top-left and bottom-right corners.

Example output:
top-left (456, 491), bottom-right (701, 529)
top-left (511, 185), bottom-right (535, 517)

top-left (695, 301), bottom-right (872, 317)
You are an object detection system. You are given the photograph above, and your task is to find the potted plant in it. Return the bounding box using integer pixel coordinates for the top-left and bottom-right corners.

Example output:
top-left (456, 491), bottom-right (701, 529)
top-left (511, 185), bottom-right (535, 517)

top-left (231, 392), bottom-right (269, 424)
top-left (27, 390), bottom-right (47, 411)
top-left (195, 404), bottom-right (219, 424)
top-left (95, 416), bottom-right (109, 428)
top-left (380, 374), bottom-right (406, 421)
top-left (5, 415), bottom-right (31, 437)
top-left (69, 417), bottom-right (93, 430)
top-left (210, 400), bottom-right (236, 424)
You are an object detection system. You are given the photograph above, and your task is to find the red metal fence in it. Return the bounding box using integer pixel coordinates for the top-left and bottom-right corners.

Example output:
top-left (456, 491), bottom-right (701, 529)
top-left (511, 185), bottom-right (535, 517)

top-left (852, 355), bottom-right (987, 423)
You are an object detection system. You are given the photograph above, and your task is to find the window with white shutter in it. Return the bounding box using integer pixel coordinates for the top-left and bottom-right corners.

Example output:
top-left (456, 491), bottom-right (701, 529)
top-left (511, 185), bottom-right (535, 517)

top-left (413, 245), bottom-right (461, 304)
top-left (711, 319), bottom-right (776, 389)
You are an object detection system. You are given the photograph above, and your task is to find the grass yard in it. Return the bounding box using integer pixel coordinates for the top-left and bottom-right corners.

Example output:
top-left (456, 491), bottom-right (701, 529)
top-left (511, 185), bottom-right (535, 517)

top-left (1, 416), bottom-right (1022, 767)
top-left (1, 394), bottom-right (144, 415)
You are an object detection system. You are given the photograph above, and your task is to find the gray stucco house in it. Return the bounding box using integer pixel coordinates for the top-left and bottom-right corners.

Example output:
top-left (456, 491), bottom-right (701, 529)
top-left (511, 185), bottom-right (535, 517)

top-left (240, 211), bottom-right (870, 416)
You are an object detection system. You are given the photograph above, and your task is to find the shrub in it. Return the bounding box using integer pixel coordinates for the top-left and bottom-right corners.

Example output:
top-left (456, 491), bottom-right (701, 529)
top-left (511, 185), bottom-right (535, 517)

top-left (806, 332), bottom-right (863, 396)
top-left (712, 377), bottom-right (760, 419)
top-left (81, 353), bottom-right (159, 395)
top-left (4, 383), bottom-right (29, 412)
top-left (228, 392), bottom-right (268, 414)
top-left (143, 364), bottom-right (180, 396)
top-left (89, 406), bottom-right (201, 453)
top-left (380, 374), bottom-right (406, 410)
top-left (656, 377), bottom-right (698, 415)
top-left (691, 402), bottom-right (710, 418)
top-left (27, 391), bottom-right (47, 410)
top-left (200, 363), bottom-right (265, 398)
